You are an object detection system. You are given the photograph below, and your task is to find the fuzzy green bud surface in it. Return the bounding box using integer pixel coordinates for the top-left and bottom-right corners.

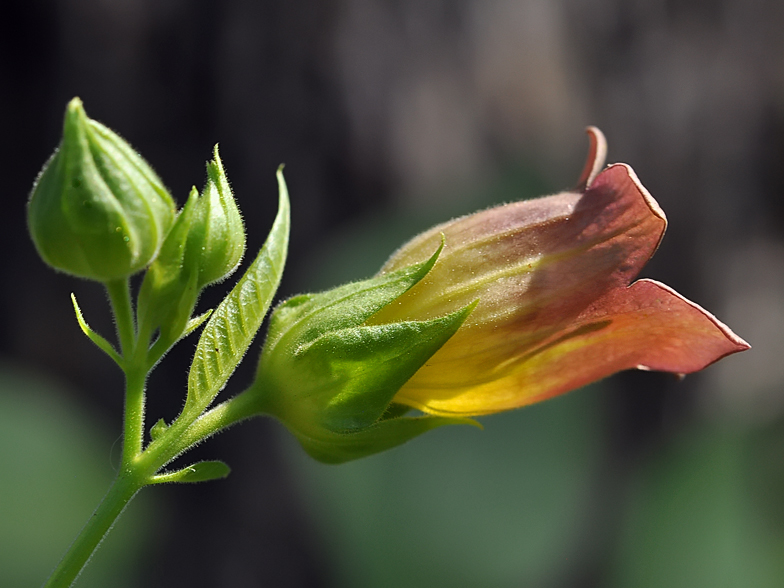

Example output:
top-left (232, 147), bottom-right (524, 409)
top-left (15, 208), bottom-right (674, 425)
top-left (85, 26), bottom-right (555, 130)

top-left (28, 98), bottom-right (175, 281)
top-left (188, 147), bottom-right (245, 289)
top-left (136, 148), bottom-right (245, 344)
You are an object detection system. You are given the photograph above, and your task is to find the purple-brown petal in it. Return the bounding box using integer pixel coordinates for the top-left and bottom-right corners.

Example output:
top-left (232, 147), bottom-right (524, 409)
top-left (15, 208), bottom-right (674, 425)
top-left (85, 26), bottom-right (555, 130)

top-left (391, 278), bottom-right (748, 416)
top-left (370, 137), bottom-right (748, 416)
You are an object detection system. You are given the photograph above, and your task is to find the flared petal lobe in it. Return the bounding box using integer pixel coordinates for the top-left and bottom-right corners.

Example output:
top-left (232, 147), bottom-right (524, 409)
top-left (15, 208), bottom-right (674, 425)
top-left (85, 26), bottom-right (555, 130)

top-left (372, 135), bottom-right (749, 416)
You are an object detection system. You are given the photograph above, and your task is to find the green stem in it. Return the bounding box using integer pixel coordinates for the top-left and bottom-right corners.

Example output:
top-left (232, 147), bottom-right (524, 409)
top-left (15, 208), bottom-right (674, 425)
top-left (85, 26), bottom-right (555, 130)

top-left (105, 279), bottom-right (136, 357)
top-left (44, 278), bottom-right (154, 587)
top-left (105, 279), bottom-right (150, 468)
top-left (121, 367), bottom-right (147, 464)
top-left (43, 472), bottom-right (144, 588)
top-left (138, 389), bottom-right (260, 475)
top-left (45, 283), bottom-right (264, 586)
top-left (43, 389), bottom-right (259, 587)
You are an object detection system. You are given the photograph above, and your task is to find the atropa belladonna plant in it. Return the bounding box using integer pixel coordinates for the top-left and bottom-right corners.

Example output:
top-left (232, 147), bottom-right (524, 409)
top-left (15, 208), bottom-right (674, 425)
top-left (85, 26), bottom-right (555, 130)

top-left (28, 98), bottom-right (749, 586)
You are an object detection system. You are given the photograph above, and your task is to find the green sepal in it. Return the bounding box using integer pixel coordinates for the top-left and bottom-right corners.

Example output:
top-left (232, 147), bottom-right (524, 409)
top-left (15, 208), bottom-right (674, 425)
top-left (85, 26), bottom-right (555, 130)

top-left (150, 460), bottom-right (231, 484)
top-left (249, 235), bottom-right (481, 462)
top-left (70, 293), bottom-right (123, 367)
top-left (185, 167), bottom-right (290, 415)
top-left (262, 237), bottom-right (444, 367)
top-left (299, 301), bottom-right (477, 431)
top-left (291, 415), bottom-right (480, 464)
top-left (136, 187), bottom-right (201, 347)
top-left (380, 402), bottom-right (413, 421)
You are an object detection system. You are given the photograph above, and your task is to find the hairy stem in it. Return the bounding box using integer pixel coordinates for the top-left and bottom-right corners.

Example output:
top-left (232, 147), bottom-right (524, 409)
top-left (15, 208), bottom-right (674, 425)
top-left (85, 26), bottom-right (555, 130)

top-left (139, 389), bottom-right (260, 474)
top-left (105, 279), bottom-right (136, 357)
top-left (121, 367), bottom-right (147, 464)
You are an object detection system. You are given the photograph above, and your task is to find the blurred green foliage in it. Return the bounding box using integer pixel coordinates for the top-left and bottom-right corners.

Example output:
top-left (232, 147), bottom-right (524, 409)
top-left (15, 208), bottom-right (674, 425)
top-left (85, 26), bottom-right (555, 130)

top-left (0, 364), bottom-right (155, 587)
top-left (284, 387), bottom-right (606, 587)
top-left (609, 425), bottom-right (784, 587)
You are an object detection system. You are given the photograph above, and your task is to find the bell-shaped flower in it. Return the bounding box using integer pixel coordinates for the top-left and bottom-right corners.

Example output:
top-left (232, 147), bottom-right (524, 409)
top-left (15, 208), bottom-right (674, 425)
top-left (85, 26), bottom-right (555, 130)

top-left (28, 97), bottom-right (175, 281)
top-left (370, 127), bottom-right (749, 416)
top-left (251, 127), bottom-right (748, 464)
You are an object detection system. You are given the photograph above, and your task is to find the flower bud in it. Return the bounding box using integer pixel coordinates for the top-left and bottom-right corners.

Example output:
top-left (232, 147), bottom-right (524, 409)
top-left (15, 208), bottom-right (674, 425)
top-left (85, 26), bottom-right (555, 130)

top-left (250, 127), bottom-right (749, 464)
top-left (136, 148), bottom-right (245, 344)
top-left (28, 98), bottom-right (175, 281)
top-left (188, 146), bottom-right (245, 289)
top-left (136, 188), bottom-right (201, 344)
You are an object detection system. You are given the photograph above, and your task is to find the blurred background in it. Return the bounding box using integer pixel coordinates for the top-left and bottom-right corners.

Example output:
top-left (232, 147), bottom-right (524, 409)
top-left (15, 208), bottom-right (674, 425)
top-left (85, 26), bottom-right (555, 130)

top-left (2, 0), bottom-right (783, 586)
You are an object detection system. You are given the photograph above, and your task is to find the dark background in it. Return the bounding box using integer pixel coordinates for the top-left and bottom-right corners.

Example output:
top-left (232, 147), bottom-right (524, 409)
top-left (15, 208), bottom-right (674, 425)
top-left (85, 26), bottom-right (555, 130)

top-left (2, 1), bottom-right (783, 586)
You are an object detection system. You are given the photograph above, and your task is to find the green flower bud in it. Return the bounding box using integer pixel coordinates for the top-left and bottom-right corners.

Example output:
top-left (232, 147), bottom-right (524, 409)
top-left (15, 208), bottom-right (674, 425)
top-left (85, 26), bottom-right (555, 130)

top-left (28, 98), bottom-right (176, 281)
top-left (137, 188), bottom-right (201, 345)
top-left (187, 146), bottom-right (245, 289)
top-left (136, 148), bottom-right (245, 344)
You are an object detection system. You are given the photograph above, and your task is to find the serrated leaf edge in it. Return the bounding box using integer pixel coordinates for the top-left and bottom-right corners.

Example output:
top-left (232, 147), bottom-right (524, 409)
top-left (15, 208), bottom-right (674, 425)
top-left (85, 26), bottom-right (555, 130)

top-left (185, 168), bottom-right (290, 413)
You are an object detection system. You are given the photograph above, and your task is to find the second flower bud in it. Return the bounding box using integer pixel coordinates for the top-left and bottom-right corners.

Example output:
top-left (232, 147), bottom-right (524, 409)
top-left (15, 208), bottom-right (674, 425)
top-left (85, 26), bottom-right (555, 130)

top-left (137, 147), bottom-right (245, 346)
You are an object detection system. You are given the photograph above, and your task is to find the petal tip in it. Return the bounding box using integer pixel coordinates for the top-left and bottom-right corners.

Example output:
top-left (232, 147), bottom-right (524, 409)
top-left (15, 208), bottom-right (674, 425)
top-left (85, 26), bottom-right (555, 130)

top-left (576, 126), bottom-right (607, 191)
top-left (603, 163), bottom-right (668, 226)
top-left (637, 278), bottom-right (751, 358)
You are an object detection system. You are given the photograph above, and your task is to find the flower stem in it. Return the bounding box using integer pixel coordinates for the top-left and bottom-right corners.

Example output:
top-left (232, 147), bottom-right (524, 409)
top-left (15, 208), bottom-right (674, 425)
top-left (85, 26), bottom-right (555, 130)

top-left (45, 281), bottom-right (264, 586)
top-left (43, 472), bottom-right (144, 588)
top-left (43, 279), bottom-right (153, 588)
top-left (105, 279), bottom-right (136, 358)
top-left (121, 367), bottom-right (147, 464)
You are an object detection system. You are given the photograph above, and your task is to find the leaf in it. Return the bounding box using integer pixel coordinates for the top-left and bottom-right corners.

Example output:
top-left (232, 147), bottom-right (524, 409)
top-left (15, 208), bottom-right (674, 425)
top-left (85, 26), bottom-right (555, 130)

top-left (150, 460), bottom-right (231, 484)
top-left (182, 310), bottom-right (213, 338)
top-left (71, 293), bottom-right (123, 367)
top-left (185, 167), bottom-right (290, 414)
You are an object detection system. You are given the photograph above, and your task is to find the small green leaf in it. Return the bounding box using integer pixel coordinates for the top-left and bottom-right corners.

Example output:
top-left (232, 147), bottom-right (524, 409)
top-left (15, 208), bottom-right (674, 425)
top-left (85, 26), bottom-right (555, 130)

top-left (150, 460), bottom-right (231, 484)
top-left (183, 310), bottom-right (213, 338)
top-left (70, 293), bottom-right (123, 367)
top-left (185, 167), bottom-right (290, 414)
top-left (149, 418), bottom-right (168, 441)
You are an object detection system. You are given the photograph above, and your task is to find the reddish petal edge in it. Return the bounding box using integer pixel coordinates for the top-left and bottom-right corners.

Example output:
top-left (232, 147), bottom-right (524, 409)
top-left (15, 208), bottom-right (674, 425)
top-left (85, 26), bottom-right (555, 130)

top-left (395, 278), bottom-right (749, 417)
top-left (631, 278), bottom-right (751, 370)
top-left (608, 163), bottom-right (667, 225)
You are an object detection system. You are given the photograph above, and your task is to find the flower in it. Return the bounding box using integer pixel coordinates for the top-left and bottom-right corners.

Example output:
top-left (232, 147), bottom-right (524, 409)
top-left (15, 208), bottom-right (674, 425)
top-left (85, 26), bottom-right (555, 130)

top-left (252, 127), bottom-right (749, 463)
top-left (369, 127), bottom-right (750, 416)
